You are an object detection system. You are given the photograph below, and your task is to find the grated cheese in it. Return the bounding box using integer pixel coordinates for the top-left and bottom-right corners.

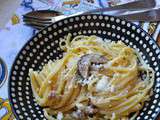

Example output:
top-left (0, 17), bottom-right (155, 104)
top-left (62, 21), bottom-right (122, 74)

top-left (76, 103), bottom-right (84, 110)
top-left (48, 80), bottom-right (52, 84)
top-left (96, 76), bottom-right (115, 92)
top-left (86, 106), bottom-right (94, 113)
top-left (96, 76), bottom-right (109, 92)
top-left (110, 85), bottom-right (115, 92)
top-left (78, 74), bottom-right (95, 86)
top-left (112, 112), bottom-right (116, 119)
top-left (57, 112), bottom-right (63, 120)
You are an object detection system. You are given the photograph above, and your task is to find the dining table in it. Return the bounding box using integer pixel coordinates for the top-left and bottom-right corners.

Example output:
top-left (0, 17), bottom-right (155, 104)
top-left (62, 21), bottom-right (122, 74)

top-left (0, 0), bottom-right (160, 119)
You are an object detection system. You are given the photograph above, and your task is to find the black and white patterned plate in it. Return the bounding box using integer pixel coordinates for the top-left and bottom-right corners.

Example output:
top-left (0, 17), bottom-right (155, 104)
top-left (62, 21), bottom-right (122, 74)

top-left (9, 14), bottom-right (160, 120)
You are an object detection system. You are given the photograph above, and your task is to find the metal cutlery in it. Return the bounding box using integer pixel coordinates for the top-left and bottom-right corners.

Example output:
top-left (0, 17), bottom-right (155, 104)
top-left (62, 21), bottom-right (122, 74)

top-left (117, 8), bottom-right (160, 22)
top-left (23, 0), bottom-right (157, 30)
top-left (24, 8), bottom-right (160, 30)
top-left (84, 0), bottom-right (156, 14)
top-left (23, 10), bottom-right (62, 27)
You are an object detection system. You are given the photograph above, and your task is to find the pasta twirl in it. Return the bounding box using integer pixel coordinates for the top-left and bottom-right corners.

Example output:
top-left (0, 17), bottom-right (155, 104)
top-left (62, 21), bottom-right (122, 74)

top-left (29, 34), bottom-right (154, 120)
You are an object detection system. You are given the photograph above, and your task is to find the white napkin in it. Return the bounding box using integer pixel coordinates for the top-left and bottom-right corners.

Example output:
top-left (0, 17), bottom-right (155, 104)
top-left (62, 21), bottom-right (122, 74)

top-left (0, 0), bottom-right (21, 28)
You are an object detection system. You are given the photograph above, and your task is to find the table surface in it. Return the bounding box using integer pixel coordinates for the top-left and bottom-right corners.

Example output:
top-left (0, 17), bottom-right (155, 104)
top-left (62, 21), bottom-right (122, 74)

top-left (0, 0), bottom-right (160, 119)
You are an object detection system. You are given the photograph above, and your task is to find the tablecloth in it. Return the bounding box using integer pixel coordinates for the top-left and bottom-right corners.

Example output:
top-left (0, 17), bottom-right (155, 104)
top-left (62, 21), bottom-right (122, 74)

top-left (0, 0), bottom-right (160, 119)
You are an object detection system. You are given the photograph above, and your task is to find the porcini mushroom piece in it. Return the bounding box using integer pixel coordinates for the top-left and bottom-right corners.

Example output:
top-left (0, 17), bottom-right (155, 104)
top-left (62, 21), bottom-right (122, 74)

top-left (78, 54), bottom-right (107, 79)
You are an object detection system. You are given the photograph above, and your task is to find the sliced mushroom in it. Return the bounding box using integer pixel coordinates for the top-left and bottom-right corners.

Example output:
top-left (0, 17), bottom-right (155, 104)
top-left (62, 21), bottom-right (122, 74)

top-left (78, 54), bottom-right (107, 79)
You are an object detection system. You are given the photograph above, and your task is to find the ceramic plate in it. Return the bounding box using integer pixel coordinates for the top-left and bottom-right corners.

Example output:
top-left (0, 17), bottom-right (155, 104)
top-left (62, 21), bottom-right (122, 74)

top-left (9, 14), bottom-right (160, 120)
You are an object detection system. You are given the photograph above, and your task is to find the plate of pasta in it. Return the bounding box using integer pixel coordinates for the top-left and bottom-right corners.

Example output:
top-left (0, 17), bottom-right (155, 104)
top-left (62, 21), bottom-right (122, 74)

top-left (9, 14), bottom-right (160, 120)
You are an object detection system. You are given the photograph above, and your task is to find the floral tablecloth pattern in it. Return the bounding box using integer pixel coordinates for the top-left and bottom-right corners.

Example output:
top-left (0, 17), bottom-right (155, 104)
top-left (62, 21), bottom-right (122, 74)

top-left (0, 0), bottom-right (160, 119)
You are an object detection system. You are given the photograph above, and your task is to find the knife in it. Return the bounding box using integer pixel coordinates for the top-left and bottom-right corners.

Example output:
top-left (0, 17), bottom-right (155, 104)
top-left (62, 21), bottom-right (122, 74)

top-left (51, 8), bottom-right (160, 22)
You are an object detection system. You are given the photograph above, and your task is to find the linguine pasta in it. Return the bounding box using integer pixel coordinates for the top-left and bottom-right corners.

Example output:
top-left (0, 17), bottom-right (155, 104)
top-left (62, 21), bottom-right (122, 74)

top-left (29, 34), bottom-right (154, 120)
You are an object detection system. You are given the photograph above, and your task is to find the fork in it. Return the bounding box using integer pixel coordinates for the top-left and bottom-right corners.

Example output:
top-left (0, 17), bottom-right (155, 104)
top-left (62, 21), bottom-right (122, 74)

top-left (23, 0), bottom-right (156, 30)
